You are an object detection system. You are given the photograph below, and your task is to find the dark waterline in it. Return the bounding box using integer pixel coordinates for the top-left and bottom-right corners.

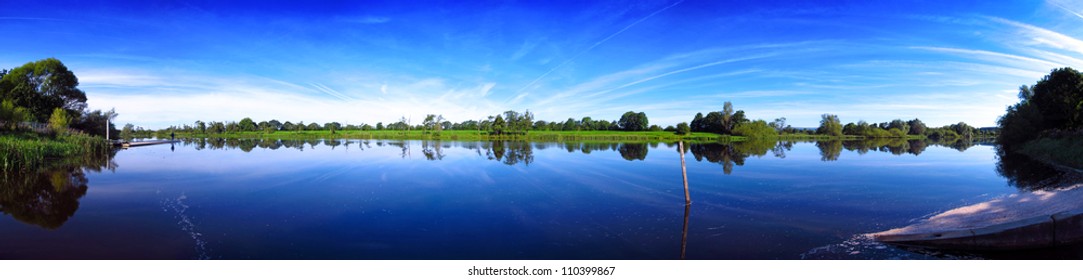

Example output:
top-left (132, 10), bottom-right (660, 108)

top-left (0, 139), bottom-right (1071, 259)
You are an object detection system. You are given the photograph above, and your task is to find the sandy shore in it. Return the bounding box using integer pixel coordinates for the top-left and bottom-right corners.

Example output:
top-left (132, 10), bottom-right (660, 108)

top-left (873, 184), bottom-right (1083, 236)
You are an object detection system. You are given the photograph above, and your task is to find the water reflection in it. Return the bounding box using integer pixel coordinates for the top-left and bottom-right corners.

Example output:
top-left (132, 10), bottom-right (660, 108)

top-left (0, 150), bottom-right (116, 229)
top-left (176, 138), bottom-right (987, 171)
top-left (823, 138), bottom-right (986, 161)
top-left (995, 147), bottom-right (1083, 191)
top-left (687, 139), bottom-right (777, 174)
top-left (1, 137), bottom-right (1027, 259)
top-left (486, 141), bottom-right (534, 166)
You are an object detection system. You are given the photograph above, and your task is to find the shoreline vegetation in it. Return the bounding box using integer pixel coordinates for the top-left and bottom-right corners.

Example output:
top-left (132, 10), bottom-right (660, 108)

top-left (1018, 136), bottom-right (1083, 172)
top-left (2, 58), bottom-right (117, 171)
top-left (128, 103), bottom-right (993, 144)
top-left (995, 67), bottom-right (1083, 172)
top-left (0, 131), bottom-right (111, 170)
top-left (160, 129), bottom-right (933, 142)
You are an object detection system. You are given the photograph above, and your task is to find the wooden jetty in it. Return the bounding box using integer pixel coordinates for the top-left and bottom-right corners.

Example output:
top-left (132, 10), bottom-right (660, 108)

top-left (113, 140), bottom-right (178, 148)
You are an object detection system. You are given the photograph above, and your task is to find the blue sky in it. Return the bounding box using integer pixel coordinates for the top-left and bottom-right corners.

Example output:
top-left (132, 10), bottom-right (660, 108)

top-left (3, 0), bottom-right (1083, 129)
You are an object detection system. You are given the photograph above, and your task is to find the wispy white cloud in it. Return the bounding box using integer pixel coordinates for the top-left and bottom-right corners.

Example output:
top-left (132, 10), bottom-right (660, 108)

top-left (510, 38), bottom-right (543, 61)
top-left (514, 0), bottom-right (685, 94)
top-left (1048, 0), bottom-right (1083, 20)
top-left (310, 83), bottom-right (354, 101)
top-left (81, 68), bottom-right (507, 128)
top-left (598, 54), bottom-right (776, 97)
top-left (989, 17), bottom-right (1083, 56)
top-left (912, 46), bottom-right (1063, 70)
top-left (47, 2), bottom-right (1083, 130)
top-left (339, 16), bottom-right (391, 24)
top-left (78, 70), bottom-right (166, 88)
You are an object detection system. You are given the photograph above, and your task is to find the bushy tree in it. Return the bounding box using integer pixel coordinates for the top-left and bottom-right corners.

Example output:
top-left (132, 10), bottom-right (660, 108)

top-left (239, 117), bottom-right (257, 131)
top-left (70, 109), bottom-right (117, 139)
top-left (998, 69), bottom-right (1083, 150)
top-left (0, 100), bottom-right (31, 131)
top-left (492, 115), bottom-right (505, 134)
top-left (732, 120), bottom-right (778, 139)
top-left (561, 118), bottom-right (576, 131)
top-left (676, 122), bottom-right (691, 135)
top-left (887, 119), bottom-right (909, 134)
top-left (225, 122), bottom-right (240, 133)
top-left (194, 120), bottom-right (206, 133)
top-left (618, 111), bottom-right (649, 131)
top-left (907, 118), bottom-right (926, 135)
top-left (690, 112), bottom-right (705, 132)
top-left (769, 117), bottom-right (786, 132)
top-left (1029, 67), bottom-right (1083, 129)
top-left (692, 102), bottom-right (749, 135)
top-left (580, 117), bottom-right (594, 130)
top-left (121, 123), bottom-right (135, 139)
top-left (47, 108), bottom-right (70, 134)
top-left (0, 58), bottom-right (87, 121)
top-left (817, 114), bottom-right (843, 136)
top-left (268, 119), bottom-right (282, 131)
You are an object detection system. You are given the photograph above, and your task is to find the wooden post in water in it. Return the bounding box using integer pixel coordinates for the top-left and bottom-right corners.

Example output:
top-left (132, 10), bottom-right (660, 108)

top-left (679, 141), bottom-right (691, 205)
top-left (679, 141), bottom-right (691, 259)
top-left (681, 203), bottom-right (690, 259)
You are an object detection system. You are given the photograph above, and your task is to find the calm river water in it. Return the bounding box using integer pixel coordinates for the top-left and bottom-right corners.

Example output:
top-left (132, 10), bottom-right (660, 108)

top-left (0, 138), bottom-right (1073, 259)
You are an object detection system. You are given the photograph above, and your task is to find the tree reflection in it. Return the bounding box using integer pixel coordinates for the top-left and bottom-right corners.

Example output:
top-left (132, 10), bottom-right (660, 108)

top-left (816, 140), bottom-right (843, 161)
top-left (995, 147), bottom-right (1083, 191)
top-left (821, 138), bottom-right (984, 160)
top-left (618, 143), bottom-right (648, 161)
top-left (485, 141), bottom-right (534, 166)
top-left (687, 139), bottom-right (777, 174)
top-left (0, 150), bottom-right (116, 229)
top-left (421, 141), bottom-right (446, 161)
top-left (325, 139), bottom-right (342, 150)
top-left (173, 137), bottom-right (991, 173)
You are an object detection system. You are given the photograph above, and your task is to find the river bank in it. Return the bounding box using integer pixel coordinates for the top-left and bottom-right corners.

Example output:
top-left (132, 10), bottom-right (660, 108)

top-left (0, 132), bottom-right (111, 170)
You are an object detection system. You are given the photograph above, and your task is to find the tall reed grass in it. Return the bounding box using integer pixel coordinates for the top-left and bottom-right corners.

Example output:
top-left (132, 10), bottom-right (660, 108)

top-left (1, 132), bottom-right (111, 170)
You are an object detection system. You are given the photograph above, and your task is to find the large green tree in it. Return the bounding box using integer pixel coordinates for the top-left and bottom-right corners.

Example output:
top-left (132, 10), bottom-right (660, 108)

top-left (618, 111), bottom-right (648, 131)
top-left (239, 117), bottom-right (257, 131)
top-left (1029, 67), bottom-right (1083, 130)
top-left (676, 122), bottom-right (690, 135)
top-left (692, 102), bottom-right (749, 135)
top-left (907, 118), bottom-right (926, 135)
top-left (817, 114), bottom-right (843, 136)
top-left (0, 58), bottom-right (87, 122)
top-left (492, 115), bottom-right (505, 134)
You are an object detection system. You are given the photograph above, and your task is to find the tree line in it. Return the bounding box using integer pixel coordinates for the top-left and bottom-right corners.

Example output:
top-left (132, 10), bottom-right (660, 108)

top-left (154, 109), bottom-right (657, 138)
top-left (156, 101), bottom-right (989, 141)
top-left (676, 101), bottom-right (986, 140)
